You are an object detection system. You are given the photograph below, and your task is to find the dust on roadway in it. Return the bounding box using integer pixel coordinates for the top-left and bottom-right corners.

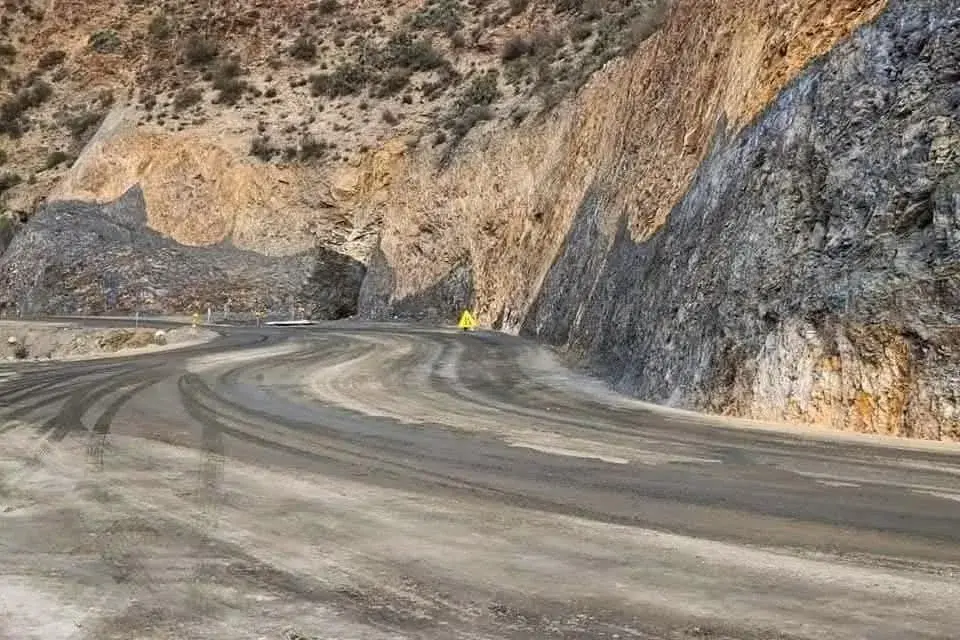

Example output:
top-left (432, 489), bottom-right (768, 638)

top-left (2, 321), bottom-right (960, 640)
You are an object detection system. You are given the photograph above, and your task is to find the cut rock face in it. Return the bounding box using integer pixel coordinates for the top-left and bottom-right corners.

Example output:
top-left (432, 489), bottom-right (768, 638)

top-left (0, 186), bottom-right (364, 319)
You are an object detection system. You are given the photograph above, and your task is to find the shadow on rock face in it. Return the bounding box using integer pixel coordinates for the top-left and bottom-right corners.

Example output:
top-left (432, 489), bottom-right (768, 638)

top-left (299, 246), bottom-right (366, 320)
top-left (358, 248), bottom-right (473, 324)
top-left (0, 185), bottom-right (364, 319)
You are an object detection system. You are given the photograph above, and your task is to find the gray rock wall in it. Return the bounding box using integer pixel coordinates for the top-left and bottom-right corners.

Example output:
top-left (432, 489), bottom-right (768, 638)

top-left (0, 186), bottom-right (365, 319)
top-left (522, 0), bottom-right (960, 438)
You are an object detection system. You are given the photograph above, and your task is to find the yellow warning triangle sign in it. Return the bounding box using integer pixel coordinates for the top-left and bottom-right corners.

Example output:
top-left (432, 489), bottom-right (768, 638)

top-left (457, 310), bottom-right (477, 330)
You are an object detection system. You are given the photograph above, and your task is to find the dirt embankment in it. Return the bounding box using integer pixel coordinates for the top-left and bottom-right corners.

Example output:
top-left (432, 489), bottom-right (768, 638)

top-left (0, 321), bottom-right (216, 362)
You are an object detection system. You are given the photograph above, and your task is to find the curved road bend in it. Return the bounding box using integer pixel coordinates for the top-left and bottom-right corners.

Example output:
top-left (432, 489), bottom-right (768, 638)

top-left (2, 322), bottom-right (960, 640)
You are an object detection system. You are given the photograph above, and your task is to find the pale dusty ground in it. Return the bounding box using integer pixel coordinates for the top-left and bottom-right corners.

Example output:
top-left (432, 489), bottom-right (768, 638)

top-left (4, 332), bottom-right (960, 639)
top-left (0, 321), bottom-right (217, 362)
top-left (302, 330), bottom-right (960, 456)
top-left (3, 429), bottom-right (960, 640)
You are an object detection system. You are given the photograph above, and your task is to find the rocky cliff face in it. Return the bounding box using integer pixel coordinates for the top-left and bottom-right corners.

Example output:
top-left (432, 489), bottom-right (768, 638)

top-left (361, 0), bottom-right (889, 322)
top-left (0, 186), bottom-right (364, 318)
top-left (363, 0), bottom-right (960, 439)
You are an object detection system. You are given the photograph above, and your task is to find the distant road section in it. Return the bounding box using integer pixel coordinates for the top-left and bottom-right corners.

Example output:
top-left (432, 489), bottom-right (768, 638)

top-left (2, 322), bottom-right (960, 640)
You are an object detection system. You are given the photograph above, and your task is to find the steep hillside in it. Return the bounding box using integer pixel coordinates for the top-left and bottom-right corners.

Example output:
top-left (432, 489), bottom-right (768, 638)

top-left (361, 0), bottom-right (960, 439)
top-left (0, 0), bottom-right (665, 256)
top-left (362, 0), bottom-right (890, 319)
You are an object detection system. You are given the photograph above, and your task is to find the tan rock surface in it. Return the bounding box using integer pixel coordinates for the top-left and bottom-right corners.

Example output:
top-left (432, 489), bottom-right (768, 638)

top-left (371, 0), bottom-right (888, 326)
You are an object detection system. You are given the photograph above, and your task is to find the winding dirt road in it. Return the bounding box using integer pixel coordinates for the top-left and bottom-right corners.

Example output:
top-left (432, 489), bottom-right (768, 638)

top-left (2, 322), bottom-right (960, 640)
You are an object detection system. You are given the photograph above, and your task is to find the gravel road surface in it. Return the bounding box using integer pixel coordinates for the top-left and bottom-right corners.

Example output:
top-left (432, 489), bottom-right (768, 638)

top-left (2, 322), bottom-right (960, 640)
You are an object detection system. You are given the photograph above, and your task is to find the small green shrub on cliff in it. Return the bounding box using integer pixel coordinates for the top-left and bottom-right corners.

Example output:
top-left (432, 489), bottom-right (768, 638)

top-left (378, 32), bottom-right (448, 72)
top-left (37, 50), bottom-right (67, 70)
top-left (316, 0), bottom-right (340, 14)
top-left (298, 135), bottom-right (329, 161)
top-left (250, 136), bottom-right (276, 161)
top-left (211, 60), bottom-right (247, 104)
top-left (65, 110), bottom-right (106, 142)
top-left (0, 44), bottom-right (16, 63)
top-left (309, 63), bottom-right (371, 97)
top-left (501, 36), bottom-right (531, 61)
top-left (0, 171), bottom-right (22, 194)
top-left (0, 78), bottom-right (53, 137)
top-left (409, 0), bottom-right (463, 34)
top-left (509, 0), bottom-right (530, 16)
top-left (456, 70), bottom-right (501, 109)
top-left (288, 36), bottom-right (317, 61)
top-left (89, 30), bottom-right (121, 54)
top-left (173, 87), bottom-right (203, 110)
top-left (44, 150), bottom-right (70, 169)
top-left (183, 35), bottom-right (219, 66)
top-left (148, 14), bottom-right (173, 40)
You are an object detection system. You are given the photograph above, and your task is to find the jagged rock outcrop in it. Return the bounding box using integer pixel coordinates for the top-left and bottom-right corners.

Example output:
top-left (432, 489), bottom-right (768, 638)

top-left (0, 186), bottom-right (363, 318)
top-left (362, 0), bottom-right (960, 439)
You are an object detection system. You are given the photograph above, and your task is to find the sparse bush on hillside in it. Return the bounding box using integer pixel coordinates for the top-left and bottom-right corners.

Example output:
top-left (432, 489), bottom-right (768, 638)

top-left (309, 63), bottom-right (371, 97)
top-left (378, 32), bottom-right (448, 72)
top-left (501, 36), bottom-right (532, 61)
top-left (65, 110), bottom-right (106, 143)
top-left (504, 29), bottom-right (562, 64)
top-left (0, 171), bottom-right (21, 194)
top-left (381, 109), bottom-right (398, 125)
top-left (183, 35), bottom-right (219, 66)
top-left (98, 89), bottom-right (115, 108)
top-left (0, 78), bottom-right (53, 138)
top-left (173, 86), bottom-right (203, 110)
top-left (140, 92), bottom-right (157, 110)
top-left (456, 70), bottom-right (501, 109)
top-left (43, 150), bottom-right (70, 169)
top-left (0, 149), bottom-right (6, 165)
top-left (148, 14), bottom-right (173, 40)
top-left (37, 49), bottom-right (67, 70)
top-left (89, 30), bottom-right (121, 54)
top-left (438, 69), bottom-right (501, 149)
top-left (316, 0), bottom-right (340, 14)
top-left (298, 134), bottom-right (329, 161)
top-left (569, 21), bottom-right (593, 42)
top-left (210, 59), bottom-right (247, 104)
top-left (288, 36), bottom-right (317, 61)
top-left (448, 104), bottom-right (493, 137)
top-left (213, 77), bottom-right (246, 104)
top-left (553, 0), bottom-right (584, 14)
top-left (375, 68), bottom-right (411, 97)
top-left (409, 0), bottom-right (463, 34)
top-left (0, 44), bottom-right (16, 63)
top-left (509, 0), bottom-right (530, 16)
top-left (250, 136), bottom-right (276, 161)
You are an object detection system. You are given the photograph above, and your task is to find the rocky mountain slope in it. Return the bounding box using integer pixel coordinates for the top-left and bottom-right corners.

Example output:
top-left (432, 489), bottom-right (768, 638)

top-left (1, 0), bottom-right (958, 439)
top-left (1, 0), bottom-right (664, 255)
top-left (361, 0), bottom-right (960, 439)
